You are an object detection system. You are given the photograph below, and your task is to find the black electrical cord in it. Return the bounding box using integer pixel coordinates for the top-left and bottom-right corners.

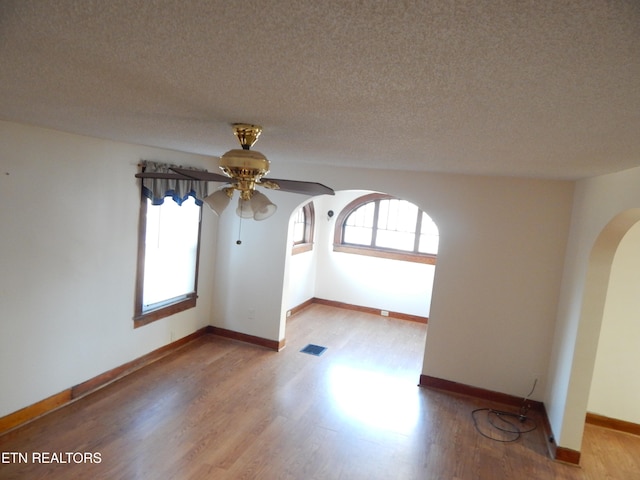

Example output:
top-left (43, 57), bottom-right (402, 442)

top-left (471, 379), bottom-right (538, 442)
top-left (471, 408), bottom-right (538, 442)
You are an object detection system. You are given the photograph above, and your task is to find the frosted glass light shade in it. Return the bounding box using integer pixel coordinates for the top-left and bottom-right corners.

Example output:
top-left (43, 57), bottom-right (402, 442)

top-left (236, 198), bottom-right (255, 218)
top-left (203, 189), bottom-right (231, 215)
top-left (206, 189), bottom-right (277, 220)
top-left (250, 191), bottom-right (277, 220)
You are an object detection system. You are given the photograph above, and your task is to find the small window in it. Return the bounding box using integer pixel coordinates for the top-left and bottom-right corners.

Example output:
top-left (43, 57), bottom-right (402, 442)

top-left (334, 193), bottom-right (438, 264)
top-left (134, 194), bottom-right (202, 327)
top-left (292, 202), bottom-right (315, 254)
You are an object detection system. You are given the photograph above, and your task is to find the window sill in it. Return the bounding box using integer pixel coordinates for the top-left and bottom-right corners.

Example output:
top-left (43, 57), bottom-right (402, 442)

top-left (333, 244), bottom-right (437, 265)
top-left (133, 294), bottom-right (197, 328)
top-left (292, 243), bottom-right (313, 255)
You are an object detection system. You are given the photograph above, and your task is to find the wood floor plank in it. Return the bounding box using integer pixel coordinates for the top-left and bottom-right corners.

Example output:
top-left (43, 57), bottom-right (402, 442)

top-left (1, 304), bottom-right (638, 479)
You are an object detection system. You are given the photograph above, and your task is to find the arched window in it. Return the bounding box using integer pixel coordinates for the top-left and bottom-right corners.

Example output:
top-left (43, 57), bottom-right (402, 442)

top-left (292, 202), bottom-right (315, 254)
top-left (334, 193), bottom-right (438, 264)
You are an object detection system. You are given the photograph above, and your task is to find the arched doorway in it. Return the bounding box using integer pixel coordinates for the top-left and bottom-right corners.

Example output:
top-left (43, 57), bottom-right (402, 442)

top-left (282, 189), bottom-right (439, 326)
top-left (587, 217), bottom-right (640, 424)
top-left (561, 209), bottom-right (640, 456)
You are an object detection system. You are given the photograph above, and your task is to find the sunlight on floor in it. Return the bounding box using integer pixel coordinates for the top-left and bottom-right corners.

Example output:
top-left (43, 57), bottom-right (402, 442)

top-left (327, 364), bottom-right (420, 434)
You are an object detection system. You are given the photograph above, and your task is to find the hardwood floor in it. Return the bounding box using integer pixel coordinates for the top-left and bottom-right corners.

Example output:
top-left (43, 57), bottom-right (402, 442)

top-left (1, 304), bottom-right (639, 479)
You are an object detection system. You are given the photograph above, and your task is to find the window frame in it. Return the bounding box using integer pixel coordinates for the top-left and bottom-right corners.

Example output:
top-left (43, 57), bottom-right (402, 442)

top-left (133, 192), bottom-right (203, 328)
top-left (292, 202), bottom-right (315, 255)
top-left (333, 193), bottom-right (437, 265)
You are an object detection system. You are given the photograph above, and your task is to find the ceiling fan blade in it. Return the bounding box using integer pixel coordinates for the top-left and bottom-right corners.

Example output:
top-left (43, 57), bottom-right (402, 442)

top-left (170, 167), bottom-right (231, 183)
top-left (135, 171), bottom-right (196, 180)
top-left (260, 178), bottom-right (335, 196)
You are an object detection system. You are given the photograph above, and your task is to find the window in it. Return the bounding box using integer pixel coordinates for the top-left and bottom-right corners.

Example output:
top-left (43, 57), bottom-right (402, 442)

top-left (334, 193), bottom-right (438, 264)
top-left (292, 202), bottom-right (315, 254)
top-left (134, 180), bottom-right (204, 328)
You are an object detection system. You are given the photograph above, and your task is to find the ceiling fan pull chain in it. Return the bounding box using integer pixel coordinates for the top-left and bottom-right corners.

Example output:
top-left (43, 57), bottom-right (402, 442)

top-left (236, 217), bottom-right (243, 245)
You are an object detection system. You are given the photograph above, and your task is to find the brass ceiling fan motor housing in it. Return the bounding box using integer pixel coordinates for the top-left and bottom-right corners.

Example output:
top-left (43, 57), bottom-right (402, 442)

top-left (219, 124), bottom-right (270, 200)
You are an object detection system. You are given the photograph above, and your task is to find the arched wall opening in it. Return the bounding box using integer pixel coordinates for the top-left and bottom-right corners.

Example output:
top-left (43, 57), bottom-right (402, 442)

top-left (281, 189), bottom-right (439, 341)
top-left (587, 219), bottom-right (640, 424)
top-left (562, 209), bottom-right (640, 453)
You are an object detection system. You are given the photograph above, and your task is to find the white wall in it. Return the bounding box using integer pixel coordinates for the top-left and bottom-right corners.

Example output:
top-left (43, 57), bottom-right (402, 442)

top-left (210, 188), bottom-right (303, 343)
top-left (546, 166), bottom-right (640, 451)
top-left (286, 248), bottom-right (317, 310)
top-left (587, 220), bottom-right (640, 423)
top-left (285, 199), bottom-right (319, 311)
top-left (419, 175), bottom-right (573, 402)
top-left (0, 121), bottom-right (218, 417)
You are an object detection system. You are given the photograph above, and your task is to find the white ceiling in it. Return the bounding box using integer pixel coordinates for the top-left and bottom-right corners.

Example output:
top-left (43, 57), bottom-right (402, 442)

top-left (1, 0), bottom-right (638, 180)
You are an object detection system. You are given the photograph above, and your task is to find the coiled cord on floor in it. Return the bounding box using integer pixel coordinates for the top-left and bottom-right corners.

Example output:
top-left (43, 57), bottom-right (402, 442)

top-left (471, 379), bottom-right (538, 442)
top-left (471, 408), bottom-right (537, 442)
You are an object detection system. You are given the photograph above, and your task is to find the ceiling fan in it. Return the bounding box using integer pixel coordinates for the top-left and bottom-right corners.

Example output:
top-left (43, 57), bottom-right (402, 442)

top-left (136, 123), bottom-right (335, 220)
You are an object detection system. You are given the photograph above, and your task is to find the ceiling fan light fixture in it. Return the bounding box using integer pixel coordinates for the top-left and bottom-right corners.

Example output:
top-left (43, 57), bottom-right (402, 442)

top-left (236, 197), bottom-right (255, 219)
top-left (203, 188), bottom-right (232, 215)
top-left (250, 191), bottom-right (277, 221)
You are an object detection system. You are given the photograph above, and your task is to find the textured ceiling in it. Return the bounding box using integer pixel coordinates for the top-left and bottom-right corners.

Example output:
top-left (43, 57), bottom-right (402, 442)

top-left (0, 0), bottom-right (639, 180)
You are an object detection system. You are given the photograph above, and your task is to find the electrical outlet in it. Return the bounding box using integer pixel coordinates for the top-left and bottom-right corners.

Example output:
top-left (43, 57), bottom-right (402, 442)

top-left (381, 310), bottom-right (389, 317)
top-left (286, 310), bottom-right (292, 318)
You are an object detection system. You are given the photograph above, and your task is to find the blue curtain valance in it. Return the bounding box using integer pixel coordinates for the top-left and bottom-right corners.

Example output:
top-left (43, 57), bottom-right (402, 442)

top-left (140, 160), bottom-right (209, 206)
